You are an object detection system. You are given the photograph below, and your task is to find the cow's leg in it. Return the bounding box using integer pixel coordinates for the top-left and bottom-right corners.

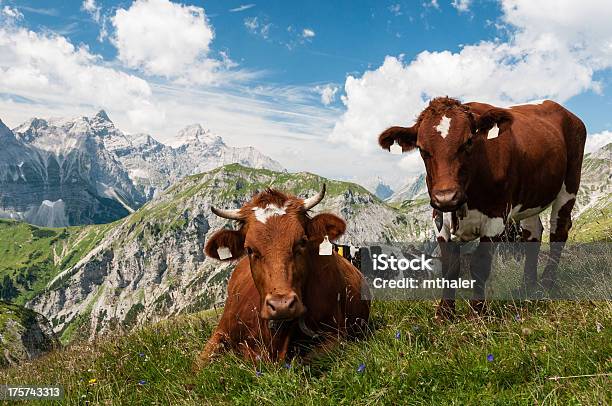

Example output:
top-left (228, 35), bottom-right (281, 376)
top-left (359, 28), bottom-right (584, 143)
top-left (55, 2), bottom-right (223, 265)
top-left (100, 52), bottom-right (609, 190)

top-left (469, 238), bottom-right (494, 315)
top-left (193, 329), bottom-right (228, 371)
top-left (520, 215), bottom-right (543, 294)
top-left (541, 187), bottom-right (576, 291)
top-left (435, 239), bottom-right (461, 320)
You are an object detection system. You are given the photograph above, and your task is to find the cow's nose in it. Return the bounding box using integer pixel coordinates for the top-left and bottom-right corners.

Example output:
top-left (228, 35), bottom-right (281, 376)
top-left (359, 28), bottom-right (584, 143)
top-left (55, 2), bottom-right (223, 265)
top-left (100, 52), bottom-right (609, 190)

top-left (263, 292), bottom-right (303, 320)
top-left (432, 189), bottom-right (463, 211)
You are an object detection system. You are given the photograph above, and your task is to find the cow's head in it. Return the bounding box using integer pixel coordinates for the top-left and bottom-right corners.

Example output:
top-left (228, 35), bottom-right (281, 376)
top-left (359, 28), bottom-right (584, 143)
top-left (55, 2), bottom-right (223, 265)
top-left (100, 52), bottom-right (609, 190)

top-left (378, 97), bottom-right (511, 211)
top-left (204, 185), bottom-right (346, 321)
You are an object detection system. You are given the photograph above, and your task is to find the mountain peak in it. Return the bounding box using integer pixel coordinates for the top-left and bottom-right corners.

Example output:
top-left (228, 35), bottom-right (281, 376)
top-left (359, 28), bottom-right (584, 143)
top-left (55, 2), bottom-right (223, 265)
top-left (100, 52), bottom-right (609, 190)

top-left (0, 119), bottom-right (17, 142)
top-left (172, 124), bottom-right (223, 148)
top-left (95, 110), bottom-right (111, 122)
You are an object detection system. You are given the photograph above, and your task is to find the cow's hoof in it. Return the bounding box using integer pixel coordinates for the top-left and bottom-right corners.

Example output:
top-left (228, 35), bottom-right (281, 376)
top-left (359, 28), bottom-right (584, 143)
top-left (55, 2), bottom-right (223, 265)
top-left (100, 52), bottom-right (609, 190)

top-left (434, 299), bottom-right (456, 321)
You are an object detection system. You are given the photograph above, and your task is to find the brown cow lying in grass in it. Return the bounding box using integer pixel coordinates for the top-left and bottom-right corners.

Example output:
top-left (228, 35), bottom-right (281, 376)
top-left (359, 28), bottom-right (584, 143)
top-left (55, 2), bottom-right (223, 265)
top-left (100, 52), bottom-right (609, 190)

top-left (195, 185), bottom-right (370, 367)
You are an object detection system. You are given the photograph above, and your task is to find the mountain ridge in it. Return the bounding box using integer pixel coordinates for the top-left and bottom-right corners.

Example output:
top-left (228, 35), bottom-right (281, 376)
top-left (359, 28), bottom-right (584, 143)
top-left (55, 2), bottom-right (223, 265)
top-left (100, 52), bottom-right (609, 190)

top-left (0, 112), bottom-right (283, 227)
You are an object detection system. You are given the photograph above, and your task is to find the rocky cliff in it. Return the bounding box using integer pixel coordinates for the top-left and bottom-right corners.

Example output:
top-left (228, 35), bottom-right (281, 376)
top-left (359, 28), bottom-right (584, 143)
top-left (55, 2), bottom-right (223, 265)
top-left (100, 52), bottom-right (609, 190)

top-left (0, 301), bottom-right (58, 367)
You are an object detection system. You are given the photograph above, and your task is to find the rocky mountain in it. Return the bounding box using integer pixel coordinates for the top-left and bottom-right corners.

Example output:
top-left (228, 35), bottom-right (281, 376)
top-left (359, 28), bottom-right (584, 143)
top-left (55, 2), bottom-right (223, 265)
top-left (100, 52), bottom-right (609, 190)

top-left (22, 164), bottom-right (432, 341)
top-left (112, 123), bottom-right (284, 200)
top-left (0, 112), bottom-right (283, 228)
top-left (0, 301), bottom-right (58, 366)
top-left (386, 173), bottom-right (427, 203)
top-left (1, 112), bottom-right (144, 228)
top-left (374, 180), bottom-right (394, 200)
top-left (570, 142), bottom-right (612, 240)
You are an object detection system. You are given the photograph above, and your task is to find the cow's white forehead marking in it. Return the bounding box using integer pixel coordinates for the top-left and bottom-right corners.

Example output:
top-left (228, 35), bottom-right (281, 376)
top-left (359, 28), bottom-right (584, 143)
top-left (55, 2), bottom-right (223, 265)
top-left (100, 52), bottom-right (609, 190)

top-left (435, 115), bottom-right (452, 139)
top-left (487, 124), bottom-right (500, 139)
top-left (252, 203), bottom-right (288, 223)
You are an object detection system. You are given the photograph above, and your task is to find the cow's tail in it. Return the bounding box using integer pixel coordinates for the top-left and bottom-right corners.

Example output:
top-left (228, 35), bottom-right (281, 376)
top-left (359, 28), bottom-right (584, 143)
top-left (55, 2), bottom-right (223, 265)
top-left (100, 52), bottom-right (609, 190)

top-left (562, 109), bottom-right (587, 196)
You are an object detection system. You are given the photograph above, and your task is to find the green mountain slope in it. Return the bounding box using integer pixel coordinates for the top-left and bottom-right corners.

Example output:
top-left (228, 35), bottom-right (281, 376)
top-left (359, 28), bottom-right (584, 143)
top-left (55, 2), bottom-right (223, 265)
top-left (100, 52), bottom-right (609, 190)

top-left (0, 220), bottom-right (112, 305)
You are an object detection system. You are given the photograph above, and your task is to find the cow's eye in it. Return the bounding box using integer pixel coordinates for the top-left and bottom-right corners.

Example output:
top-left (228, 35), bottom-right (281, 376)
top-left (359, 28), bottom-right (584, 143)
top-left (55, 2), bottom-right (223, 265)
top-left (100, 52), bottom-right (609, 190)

top-left (294, 237), bottom-right (308, 253)
top-left (246, 247), bottom-right (261, 259)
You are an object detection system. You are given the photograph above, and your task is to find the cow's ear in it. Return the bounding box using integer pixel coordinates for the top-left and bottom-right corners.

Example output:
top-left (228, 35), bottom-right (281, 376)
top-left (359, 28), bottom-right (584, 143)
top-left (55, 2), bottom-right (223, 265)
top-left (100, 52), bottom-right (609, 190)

top-left (307, 213), bottom-right (346, 242)
top-left (475, 108), bottom-right (513, 138)
top-left (205, 229), bottom-right (245, 261)
top-left (378, 125), bottom-right (418, 152)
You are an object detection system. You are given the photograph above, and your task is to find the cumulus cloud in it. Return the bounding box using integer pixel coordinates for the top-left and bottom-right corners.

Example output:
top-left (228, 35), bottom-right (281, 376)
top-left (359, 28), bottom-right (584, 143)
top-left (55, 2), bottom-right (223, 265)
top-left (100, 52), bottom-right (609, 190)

top-left (111, 0), bottom-right (238, 84)
top-left (330, 0), bottom-right (612, 160)
top-left (316, 84), bottom-right (339, 105)
top-left (451, 0), bottom-right (471, 13)
top-left (0, 26), bottom-right (152, 113)
top-left (81, 0), bottom-right (101, 22)
top-left (2, 5), bottom-right (23, 20)
top-left (302, 28), bottom-right (315, 39)
top-left (585, 131), bottom-right (612, 154)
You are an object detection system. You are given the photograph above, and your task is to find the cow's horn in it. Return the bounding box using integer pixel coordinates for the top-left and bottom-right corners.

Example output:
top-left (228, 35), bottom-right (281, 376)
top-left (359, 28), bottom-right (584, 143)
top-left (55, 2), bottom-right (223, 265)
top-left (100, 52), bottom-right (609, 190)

top-left (303, 184), bottom-right (326, 210)
top-left (211, 206), bottom-right (242, 220)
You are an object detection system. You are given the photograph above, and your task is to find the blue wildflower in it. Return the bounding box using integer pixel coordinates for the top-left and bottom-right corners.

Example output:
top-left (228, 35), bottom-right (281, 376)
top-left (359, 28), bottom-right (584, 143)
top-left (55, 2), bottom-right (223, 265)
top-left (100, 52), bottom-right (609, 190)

top-left (138, 353), bottom-right (145, 357)
top-left (514, 314), bottom-right (521, 322)
top-left (284, 363), bottom-right (291, 370)
top-left (487, 354), bottom-right (494, 362)
top-left (357, 363), bottom-right (366, 373)
top-left (395, 331), bottom-right (401, 340)
top-left (256, 370), bottom-right (263, 377)
top-left (138, 380), bottom-right (146, 385)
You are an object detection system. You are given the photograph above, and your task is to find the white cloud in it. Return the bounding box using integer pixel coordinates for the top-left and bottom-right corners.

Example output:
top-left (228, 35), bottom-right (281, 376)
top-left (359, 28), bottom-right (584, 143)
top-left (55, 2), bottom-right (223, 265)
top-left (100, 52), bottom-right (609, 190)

top-left (389, 4), bottom-right (402, 16)
top-left (330, 0), bottom-right (612, 169)
top-left (229, 4), bottom-right (255, 13)
top-left (585, 131), bottom-right (612, 154)
top-left (81, 0), bottom-right (100, 22)
top-left (2, 5), bottom-right (23, 20)
top-left (111, 0), bottom-right (236, 85)
top-left (244, 16), bottom-right (271, 39)
top-left (316, 84), bottom-right (338, 105)
top-left (302, 28), bottom-right (315, 39)
top-left (0, 26), bottom-right (153, 116)
top-left (451, 0), bottom-right (471, 13)
top-left (425, 0), bottom-right (440, 10)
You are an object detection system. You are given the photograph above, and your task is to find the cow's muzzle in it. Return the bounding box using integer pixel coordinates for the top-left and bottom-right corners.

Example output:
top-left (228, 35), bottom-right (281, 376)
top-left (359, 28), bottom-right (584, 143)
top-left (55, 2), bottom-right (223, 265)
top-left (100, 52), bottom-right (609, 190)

top-left (431, 188), bottom-right (466, 212)
top-left (262, 292), bottom-right (305, 320)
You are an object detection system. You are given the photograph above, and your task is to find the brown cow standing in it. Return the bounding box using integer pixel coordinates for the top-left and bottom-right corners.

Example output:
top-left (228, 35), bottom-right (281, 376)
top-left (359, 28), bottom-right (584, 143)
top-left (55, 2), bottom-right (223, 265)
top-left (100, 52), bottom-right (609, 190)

top-left (195, 185), bottom-right (370, 367)
top-left (379, 97), bottom-right (586, 318)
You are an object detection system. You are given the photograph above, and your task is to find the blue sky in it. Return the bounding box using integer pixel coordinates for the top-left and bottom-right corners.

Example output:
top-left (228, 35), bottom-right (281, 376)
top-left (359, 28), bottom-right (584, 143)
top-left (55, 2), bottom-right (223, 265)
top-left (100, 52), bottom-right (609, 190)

top-left (1, 0), bottom-right (611, 189)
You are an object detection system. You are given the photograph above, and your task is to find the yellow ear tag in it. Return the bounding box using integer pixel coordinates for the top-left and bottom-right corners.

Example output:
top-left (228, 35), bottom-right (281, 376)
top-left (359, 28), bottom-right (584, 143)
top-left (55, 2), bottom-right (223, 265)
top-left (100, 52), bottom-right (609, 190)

top-left (217, 246), bottom-right (232, 260)
top-left (390, 140), bottom-right (402, 155)
top-left (319, 235), bottom-right (333, 256)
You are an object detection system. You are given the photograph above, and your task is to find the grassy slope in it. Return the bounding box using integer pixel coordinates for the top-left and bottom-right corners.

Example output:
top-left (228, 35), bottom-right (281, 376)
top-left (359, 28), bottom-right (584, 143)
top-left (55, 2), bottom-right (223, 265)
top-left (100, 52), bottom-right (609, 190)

top-left (1, 301), bottom-right (610, 405)
top-left (570, 193), bottom-right (612, 242)
top-left (0, 220), bottom-right (113, 305)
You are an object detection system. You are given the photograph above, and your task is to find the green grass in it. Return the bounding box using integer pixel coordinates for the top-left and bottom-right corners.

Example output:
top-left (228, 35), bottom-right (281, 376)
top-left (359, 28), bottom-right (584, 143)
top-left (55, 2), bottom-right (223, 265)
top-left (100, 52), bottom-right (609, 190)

top-left (1, 301), bottom-right (610, 405)
top-left (0, 219), bottom-right (112, 305)
top-left (570, 193), bottom-right (612, 242)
